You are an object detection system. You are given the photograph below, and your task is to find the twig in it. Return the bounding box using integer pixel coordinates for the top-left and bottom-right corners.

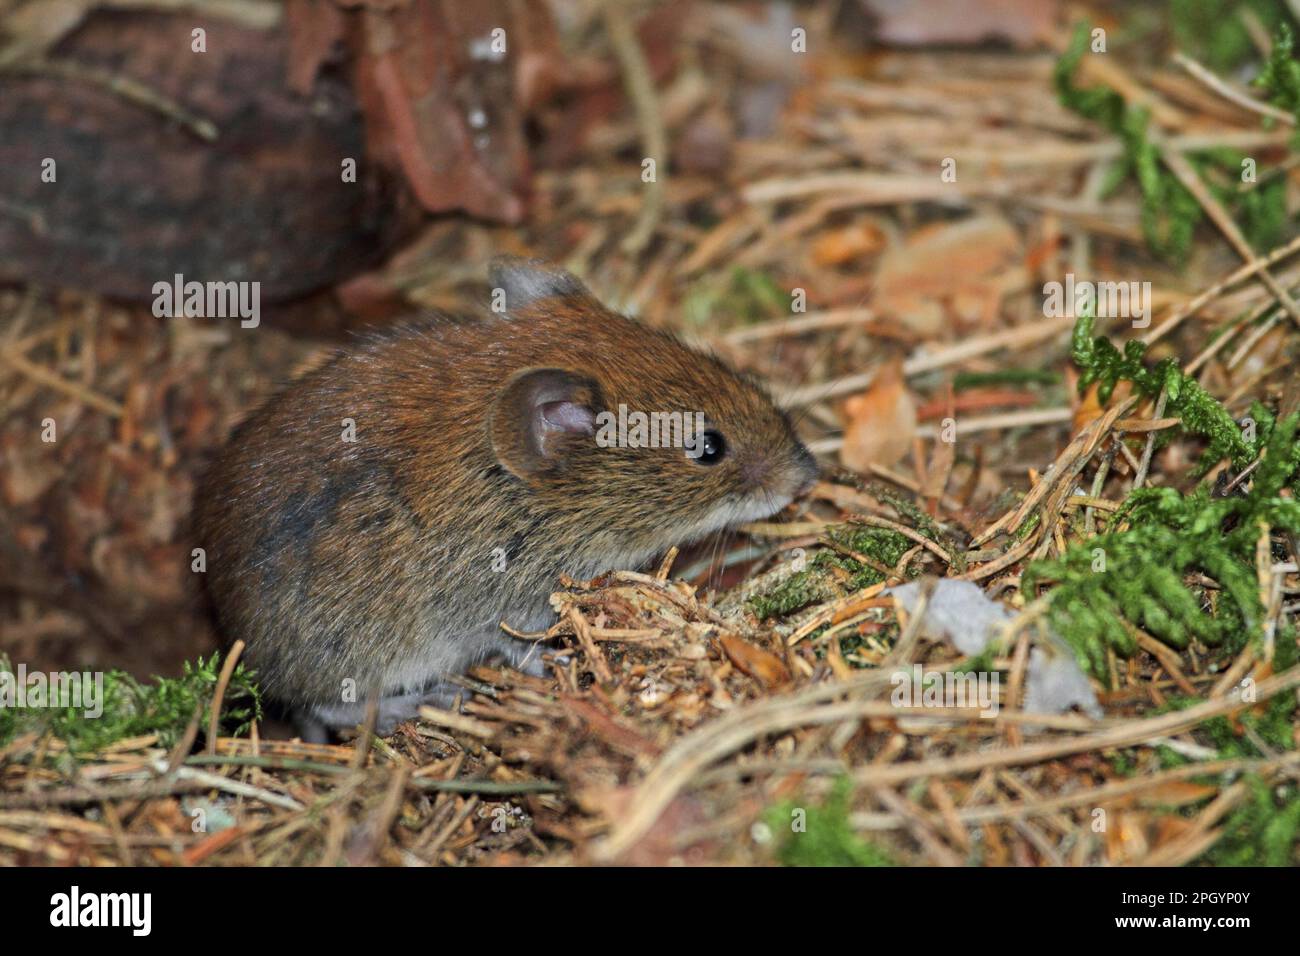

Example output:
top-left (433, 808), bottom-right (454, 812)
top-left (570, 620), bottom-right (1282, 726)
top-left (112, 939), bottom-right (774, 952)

top-left (1156, 137), bottom-right (1300, 328)
top-left (1131, 387), bottom-right (1167, 491)
top-left (1172, 52), bottom-right (1295, 125)
top-left (1, 58), bottom-right (218, 141)
top-left (0, 349), bottom-right (124, 416)
top-left (206, 640), bottom-right (245, 756)
top-left (779, 316), bottom-right (1077, 408)
top-left (1144, 232), bottom-right (1300, 346)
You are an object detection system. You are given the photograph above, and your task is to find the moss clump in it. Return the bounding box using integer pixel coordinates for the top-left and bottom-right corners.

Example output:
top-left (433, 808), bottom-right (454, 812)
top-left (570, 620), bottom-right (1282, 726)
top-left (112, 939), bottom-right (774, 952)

top-left (1054, 23), bottom-right (1203, 262)
top-left (1024, 312), bottom-right (1300, 677)
top-left (1025, 414), bottom-right (1300, 676)
top-left (1255, 21), bottom-right (1300, 120)
top-left (748, 524), bottom-right (912, 619)
top-left (1199, 776), bottom-right (1300, 866)
top-left (1071, 309), bottom-right (1255, 470)
top-left (1173, 0), bottom-right (1284, 75)
top-left (764, 778), bottom-right (896, 867)
top-left (1055, 20), bottom-right (1295, 260)
top-left (0, 653), bottom-right (261, 754)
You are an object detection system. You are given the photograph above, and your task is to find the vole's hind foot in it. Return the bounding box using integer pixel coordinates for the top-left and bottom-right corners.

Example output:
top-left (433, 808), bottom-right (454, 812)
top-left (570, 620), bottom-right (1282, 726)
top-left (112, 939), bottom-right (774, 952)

top-left (297, 683), bottom-right (468, 741)
top-left (501, 638), bottom-right (565, 679)
top-left (293, 711), bottom-right (331, 745)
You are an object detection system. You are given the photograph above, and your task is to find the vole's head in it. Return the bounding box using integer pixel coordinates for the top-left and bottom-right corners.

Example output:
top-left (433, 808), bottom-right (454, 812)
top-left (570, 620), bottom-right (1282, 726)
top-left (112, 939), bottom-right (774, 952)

top-left (485, 258), bottom-right (818, 562)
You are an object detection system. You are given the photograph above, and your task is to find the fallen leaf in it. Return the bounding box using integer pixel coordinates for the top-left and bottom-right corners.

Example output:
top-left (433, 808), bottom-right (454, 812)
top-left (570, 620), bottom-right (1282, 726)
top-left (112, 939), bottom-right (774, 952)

top-left (812, 220), bottom-right (886, 266)
top-left (1072, 379), bottom-right (1134, 434)
top-left (874, 214), bottom-right (1022, 335)
top-left (840, 358), bottom-right (917, 470)
top-left (719, 634), bottom-right (791, 688)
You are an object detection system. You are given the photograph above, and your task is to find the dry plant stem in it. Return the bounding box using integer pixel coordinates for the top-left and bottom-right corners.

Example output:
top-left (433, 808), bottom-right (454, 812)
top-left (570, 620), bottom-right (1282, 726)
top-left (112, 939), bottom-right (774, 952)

top-left (847, 513), bottom-right (953, 565)
top-left (1227, 311), bottom-right (1284, 369)
top-left (1172, 51), bottom-right (1295, 125)
top-left (597, 664), bottom-right (1300, 860)
top-left (786, 581), bottom-right (888, 646)
top-left (0, 349), bottom-right (124, 416)
top-left (725, 307), bottom-right (875, 344)
top-left (1084, 444), bottom-right (1116, 536)
top-left (778, 315), bottom-right (1077, 407)
top-left (1157, 139), bottom-right (1300, 328)
top-left (1131, 388), bottom-right (1168, 492)
top-left (904, 753), bottom-right (1298, 828)
top-left (172, 767), bottom-right (302, 812)
top-left (424, 795), bottom-right (480, 861)
top-left (99, 0), bottom-right (281, 30)
top-left (1185, 297), bottom-right (1275, 375)
top-left (206, 639), bottom-right (245, 755)
top-left (971, 395), bottom-right (1138, 549)
top-left (0, 58), bottom-right (218, 140)
top-left (869, 784), bottom-right (964, 866)
top-left (807, 408), bottom-right (1075, 452)
top-left (1144, 232), bottom-right (1300, 346)
top-left (852, 666), bottom-right (1300, 789)
top-left (1134, 630), bottom-right (1198, 696)
top-left (1142, 781), bottom-right (1248, 866)
top-left (881, 583), bottom-right (931, 669)
top-left (165, 704), bottom-right (204, 775)
top-left (603, 1), bottom-right (666, 254)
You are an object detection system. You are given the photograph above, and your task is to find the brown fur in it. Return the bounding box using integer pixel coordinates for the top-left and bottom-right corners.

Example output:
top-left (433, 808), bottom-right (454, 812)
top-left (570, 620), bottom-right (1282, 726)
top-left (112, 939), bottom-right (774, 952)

top-left (195, 260), bottom-right (816, 732)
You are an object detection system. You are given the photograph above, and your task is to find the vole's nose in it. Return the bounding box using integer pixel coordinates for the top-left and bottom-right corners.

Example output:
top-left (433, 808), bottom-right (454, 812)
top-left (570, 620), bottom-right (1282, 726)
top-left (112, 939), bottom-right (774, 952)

top-left (792, 443), bottom-right (819, 496)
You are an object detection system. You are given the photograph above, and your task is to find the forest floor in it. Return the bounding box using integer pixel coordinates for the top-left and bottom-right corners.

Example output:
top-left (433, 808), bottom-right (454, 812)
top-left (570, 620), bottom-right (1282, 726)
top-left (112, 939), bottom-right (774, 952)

top-left (1, 1), bottom-right (1299, 865)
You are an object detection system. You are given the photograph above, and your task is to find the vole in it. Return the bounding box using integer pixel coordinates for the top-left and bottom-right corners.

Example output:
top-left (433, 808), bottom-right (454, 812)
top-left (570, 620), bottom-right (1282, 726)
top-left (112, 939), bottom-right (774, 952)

top-left (196, 258), bottom-right (818, 740)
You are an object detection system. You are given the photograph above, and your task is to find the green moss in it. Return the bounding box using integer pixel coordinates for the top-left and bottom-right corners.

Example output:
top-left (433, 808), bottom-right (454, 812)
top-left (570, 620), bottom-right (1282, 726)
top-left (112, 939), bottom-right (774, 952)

top-left (747, 524), bottom-right (912, 619)
top-left (1054, 23), bottom-right (1203, 262)
top-left (1199, 776), bottom-right (1300, 866)
top-left (1254, 21), bottom-right (1300, 118)
top-left (1056, 19), bottom-right (1298, 261)
top-left (764, 778), bottom-right (897, 867)
top-left (1174, 0), bottom-right (1284, 74)
top-left (1071, 310), bottom-right (1255, 470)
top-left (1024, 314), bottom-right (1300, 678)
top-left (0, 652), bottom-right (261, 754)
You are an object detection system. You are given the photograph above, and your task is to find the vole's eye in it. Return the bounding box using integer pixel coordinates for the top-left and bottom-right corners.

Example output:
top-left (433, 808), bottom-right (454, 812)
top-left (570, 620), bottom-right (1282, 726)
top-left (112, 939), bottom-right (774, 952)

top-left (690, 429), bottom-right (726, 466)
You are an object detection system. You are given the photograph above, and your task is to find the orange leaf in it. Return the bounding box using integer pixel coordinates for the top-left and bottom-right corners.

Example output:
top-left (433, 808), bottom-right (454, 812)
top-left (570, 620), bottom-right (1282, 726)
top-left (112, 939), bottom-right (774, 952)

top-left (719, 635), bottom-right (791, 688)
top-left (840, 359), bottom-right (917, 470)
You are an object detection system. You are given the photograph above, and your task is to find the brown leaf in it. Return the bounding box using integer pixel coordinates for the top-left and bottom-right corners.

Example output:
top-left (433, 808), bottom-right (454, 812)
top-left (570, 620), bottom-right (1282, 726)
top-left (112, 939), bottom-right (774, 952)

top-left (812, 220), bottom-right (886, 266)
top-left (874, 215), bottom-right (1022, 336)
top-left (719, 634), bottom-right (791, 688)
top-left (1072, 379), bottom-right (1134, 434)
top-left (840, 359), bottom-right (917, 470)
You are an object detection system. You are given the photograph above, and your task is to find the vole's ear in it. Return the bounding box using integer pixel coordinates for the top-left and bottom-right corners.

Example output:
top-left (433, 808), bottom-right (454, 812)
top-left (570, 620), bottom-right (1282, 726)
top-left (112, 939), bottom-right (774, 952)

top-left (489, 256), bottom-right (592, 313)
top-left (490, 368), bottom-right (601, 479)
